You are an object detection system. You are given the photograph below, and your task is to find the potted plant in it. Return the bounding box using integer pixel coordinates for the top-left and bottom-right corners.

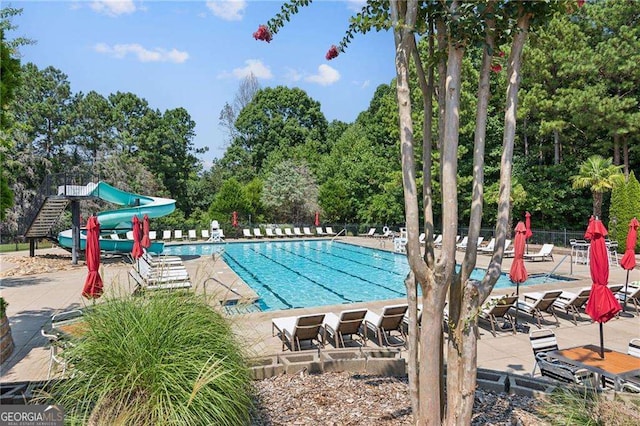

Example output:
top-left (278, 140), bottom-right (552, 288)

top-left (0, 297), bottom-right (15, 363)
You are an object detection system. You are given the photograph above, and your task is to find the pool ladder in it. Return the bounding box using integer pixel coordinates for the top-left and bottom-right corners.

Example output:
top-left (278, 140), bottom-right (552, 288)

top-left (331, 228), bottom-right (346, 242)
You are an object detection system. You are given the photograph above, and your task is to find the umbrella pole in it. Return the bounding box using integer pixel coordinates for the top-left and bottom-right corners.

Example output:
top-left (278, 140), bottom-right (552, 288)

top-left (623, 270), bottom-right (630, 313)
top-left (599, 323), bottom-right (604, 359)
top-left (514, 283), bottom-right (520, 329)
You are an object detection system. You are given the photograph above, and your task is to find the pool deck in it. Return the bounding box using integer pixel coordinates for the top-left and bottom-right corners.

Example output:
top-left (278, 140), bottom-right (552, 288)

top-left (1, 236), bottom-right (639, 384)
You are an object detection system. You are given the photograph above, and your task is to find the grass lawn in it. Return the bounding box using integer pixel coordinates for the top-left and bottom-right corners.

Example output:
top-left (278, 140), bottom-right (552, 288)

top-left (0, 241), bottom-right (54, 253)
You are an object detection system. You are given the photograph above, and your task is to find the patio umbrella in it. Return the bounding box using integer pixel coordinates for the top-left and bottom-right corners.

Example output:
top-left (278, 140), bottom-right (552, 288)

top-left (509, 221), bottom-right (528, 330)
top-left (314, 211), bottom-right (320, 227)
top-left (231, 211), bottom-right (238, 228)
top-left (131, 215), bottom-right (143, 259)
top-left (620, 217), bottom-right (639, 313)
top-left (82, 216), bottom-right (103, 299)
top-left (141, 214), bottom-right (151, 249)
top-left (584, 218), bottom-right (621, 358)
top-left (525, 211), bottom-right (533, 253)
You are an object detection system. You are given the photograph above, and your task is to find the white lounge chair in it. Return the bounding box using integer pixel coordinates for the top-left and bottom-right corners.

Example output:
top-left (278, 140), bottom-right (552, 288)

top-left (456, 236), bottom-right (468, 249)
top-left (162, 230), bottom-right (172, 241)
top-left (516, 290), bottom-right (562, 327)
top-left (242, 229), bottom-right (253, 238)
top-left (553, 287), bottom-right (591, 325)
top-left (274, 228), bottom-right (285, 238)
top-left (322, 309), bottom-right (367, 348)
top-left (433, 234), bottom-right (443, 247)
top-left (418, 233), bottom-right (425, 245)
top-left (479, 295), bottom-right (518, 337)
top-left (478, 238), bottom-right (495, 252)
top-left (272, 313), bottom-right (326, 351)
top-left (325, 227), bottom-right (337, 236)
top-left (188, 229), bottom-right (197, 241)
top-left (174, 230), bottom-right (184, 241)
top-left (360, 228), bottom-right (376, 237)
top-left (616, 285), bottom-right (640, 314)
top-left (628, 338), bottom-right (640, 358)
top-left (201, 229), bottom-right (210, 240)
top-left (316, 227), bottom-right (326, 236)
top-left (293, 227), bottom-right (304, 237)
top-left (265, 228), bottom-right (276, 238)
top-left (284, 228), bottom-right (294, 237)
top-left (253, 228), bottom-right (263, 238)
top-left (109, 233), bottom-right (122, 241)
top-left (303, 227), bottom-right (313, 236)
top-left (364, 304), bottom-right (408, 347)
top-left (126, 231), bottom-right (134, 240)
top-left (524, 244), bottom-right (554, 262)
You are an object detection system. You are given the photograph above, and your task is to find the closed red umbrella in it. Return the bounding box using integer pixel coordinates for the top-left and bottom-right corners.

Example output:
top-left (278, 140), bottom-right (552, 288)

top-left (584, 218), bottom-right (621, 358)
top-left (141, 214), bottom-right (151, 249)
top-left (231, 211), bottom-right (238, 228)
top-left (131, 215), bottom-right (143, 259)
top-left (509, 221), bottom-right (528, 330)
top-left (524, 212), bottom-right (533, 240)
top-left (620, 217), bottom-right (639, 314)
top-left (82, 216), bottom-right (103, 299)
top-left (314, 211), bottom-right (320, 227)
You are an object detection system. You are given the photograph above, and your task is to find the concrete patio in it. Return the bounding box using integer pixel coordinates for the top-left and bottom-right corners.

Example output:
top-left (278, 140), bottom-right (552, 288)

top-left (1, 236), bottom-right (638, 384)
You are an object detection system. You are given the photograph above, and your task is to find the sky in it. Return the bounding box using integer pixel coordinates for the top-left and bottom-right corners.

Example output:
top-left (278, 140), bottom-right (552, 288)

top-left (9, 0), bottom-right (398, 167)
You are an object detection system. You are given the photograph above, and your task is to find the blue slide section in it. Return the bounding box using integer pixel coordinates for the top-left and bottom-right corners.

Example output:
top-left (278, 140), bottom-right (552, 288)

top-left (57, 181), bottom-right (176, 253)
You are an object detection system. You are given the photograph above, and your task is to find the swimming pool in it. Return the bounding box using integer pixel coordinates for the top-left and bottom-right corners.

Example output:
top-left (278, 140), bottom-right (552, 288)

top-left (164, 241), bottom-right (573, 311)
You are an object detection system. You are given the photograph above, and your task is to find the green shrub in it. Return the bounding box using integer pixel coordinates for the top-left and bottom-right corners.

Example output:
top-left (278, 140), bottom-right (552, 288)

top-left (45, 292), bottom-right (252, 425)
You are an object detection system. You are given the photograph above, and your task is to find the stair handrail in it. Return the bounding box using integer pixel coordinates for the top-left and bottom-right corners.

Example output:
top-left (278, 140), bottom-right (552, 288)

top-left (19, 172), bottom-right (99, 238)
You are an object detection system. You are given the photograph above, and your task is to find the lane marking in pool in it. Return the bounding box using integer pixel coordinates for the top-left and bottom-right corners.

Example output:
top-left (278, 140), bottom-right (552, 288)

top-left (276, 245), bottom-right (405, 297)
top-left (305, 244), bottom-right (406, 276)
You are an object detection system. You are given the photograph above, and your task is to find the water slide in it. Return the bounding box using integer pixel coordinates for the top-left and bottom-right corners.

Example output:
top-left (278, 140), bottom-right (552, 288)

top-left (57, 181), bottom-right (176, 253)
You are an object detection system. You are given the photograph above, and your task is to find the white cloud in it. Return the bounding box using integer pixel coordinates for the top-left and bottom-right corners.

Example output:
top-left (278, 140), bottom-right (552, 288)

top-left (219, 59), bottom-right (273, 80)
top-left (305, 64), bottom-right (341, 86)
top-left (284, 68), bottom-right (302, 82)
top-left (90, 0), bottom-right (137, 17)
top-left (94, 43), bottom-right (189, 63)
top-left (206, 0), bottom-right (247, 21)
top-left (360, 80), bottom-right (370, 89)
top-left (346, 0), bottom-right (366, 12)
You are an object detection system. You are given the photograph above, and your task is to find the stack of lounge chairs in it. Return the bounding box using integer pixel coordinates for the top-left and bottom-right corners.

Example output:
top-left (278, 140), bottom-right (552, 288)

top-left (129, 252), bottom-right (191, 293)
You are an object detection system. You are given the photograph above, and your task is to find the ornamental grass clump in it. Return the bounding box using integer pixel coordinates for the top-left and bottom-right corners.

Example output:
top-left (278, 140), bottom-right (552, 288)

top-left (45, 292), bottom-right (253, 425)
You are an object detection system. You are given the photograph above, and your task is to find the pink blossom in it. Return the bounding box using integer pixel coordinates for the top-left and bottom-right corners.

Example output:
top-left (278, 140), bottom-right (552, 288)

top-left (325, 45), bottom-right (339, 60)
top-left (491, 64), bottom-right (502, 73)
top-left (253, 25), bottom-right (272, 43)
top-left (498, 51), bottom-right (505, 58)
top-left (577, 0), bottom-right (585, 7)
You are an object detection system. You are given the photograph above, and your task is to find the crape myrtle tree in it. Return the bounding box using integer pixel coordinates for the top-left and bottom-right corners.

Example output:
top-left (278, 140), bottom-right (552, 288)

top-left (254, 1), bottom-right (581, 424)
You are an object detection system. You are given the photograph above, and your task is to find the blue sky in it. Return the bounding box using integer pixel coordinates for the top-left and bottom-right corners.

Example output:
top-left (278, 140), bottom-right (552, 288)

top-left (10, 0), bottom-right (397, 166)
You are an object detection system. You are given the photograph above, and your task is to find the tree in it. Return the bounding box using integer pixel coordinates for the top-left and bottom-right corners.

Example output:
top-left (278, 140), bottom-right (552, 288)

top-left (234, 86), bottom-right (328, 170)
top-left (208, 178), bottom-right (249, 222)
top-left (571, 155), bottom-right (624, 218)
top-left (261, 160), bottom-right (318, 224)
top-left (218, 73), bottom-right (260, 145)
top-left (255, 1), bottom-right (573, 424)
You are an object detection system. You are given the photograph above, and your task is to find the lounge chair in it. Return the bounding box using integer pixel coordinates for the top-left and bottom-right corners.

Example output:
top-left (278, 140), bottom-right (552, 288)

top-left (149, 231), bottom-right (157, 241)
top-left (374, 229), bottom-right (393, 239)
top-left (479, 295), bottom-right (518, 337)
top-left (253, 228), bottom-right (263, 238)
top-left (303, 227), bottom-right (313, 236)
top-left (364, 304), bottom-right (408, 347)
top-left (316, 227), bottom-right (326, 236)
top-left (129, 254), bottom-right (191, 293)
top-left (188, 229), bottom-right (197, 241)
top-left (322, 309), bottom-right (367, 348)
top-left (293, 227), bottom-right (304, 236)
top-left (174, 230), bottom-right (184, 241)
top-left (456, 236), bottom-right (468, 249)
top-left (616, 284), bottom-right (640, 314)
top-left (524, 244), bottom-right (554, 262)
top-left (515, 290), bottom-right (562, 327)
top-left (418, 233), bottom-right (425, 245)
top-left (162, 230), bottom-right (172, 241)
top-left (201, 229), bottom-right (210, 240)
top-left (553, 287), bottom-right (591, 325)
top-left (265, 228), bottom-right (276, 238)
top-left (359, 228), bottom-right (376, 237)
top-left (433, 234), bottom-right (443, 247)
top-left (109, 233), bottom-right (122, 240)
top-left (529, 329), bottom-right (592, 384)
top-left (274, 228), bottom-right (285, 238)
top-left (272, 313), bottom-right (326, 351)
top-left (284, 228), bottom-right (294, 237)
top-left (325, 227), bottom-right (337, 236)
top-left (126, 230), bottom-right (134, 240)
top-left (478, 238), bottom-right (495, 253)
top-left (242, 229), bottom-right (253, 238)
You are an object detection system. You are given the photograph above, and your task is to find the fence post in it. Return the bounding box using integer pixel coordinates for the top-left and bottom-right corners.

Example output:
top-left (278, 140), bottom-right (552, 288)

top-left (564, 228), bottom-right (567, 247)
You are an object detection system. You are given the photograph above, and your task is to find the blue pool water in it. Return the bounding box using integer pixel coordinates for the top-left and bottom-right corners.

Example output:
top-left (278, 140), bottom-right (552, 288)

top-left (164, 241), bottom-right (573, 311)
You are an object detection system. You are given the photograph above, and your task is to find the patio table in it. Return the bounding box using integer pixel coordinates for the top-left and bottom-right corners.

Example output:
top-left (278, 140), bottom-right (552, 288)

top-left (549, 344), bottom-right (640, 391)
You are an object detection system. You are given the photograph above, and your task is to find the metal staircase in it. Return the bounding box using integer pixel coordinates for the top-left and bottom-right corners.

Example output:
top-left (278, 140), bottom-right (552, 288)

top-left (24, 197), bottom-right (70, 238)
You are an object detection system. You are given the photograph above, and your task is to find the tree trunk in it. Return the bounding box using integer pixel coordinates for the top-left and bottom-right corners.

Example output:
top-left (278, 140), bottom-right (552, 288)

top-left (613, 133), bottom-right (620, 165)
top-left (553, 128), bottom-right (560, 165)
top-left (622, 136), bottom-right (629, 179)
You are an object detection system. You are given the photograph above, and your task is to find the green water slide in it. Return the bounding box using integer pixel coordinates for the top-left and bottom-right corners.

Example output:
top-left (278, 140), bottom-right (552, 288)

top-left (57, 181), bottom-right (175, 253)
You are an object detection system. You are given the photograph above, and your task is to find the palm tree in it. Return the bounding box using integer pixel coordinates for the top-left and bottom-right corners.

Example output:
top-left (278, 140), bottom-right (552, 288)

top-left (571, 155), bottom-right (624, 218)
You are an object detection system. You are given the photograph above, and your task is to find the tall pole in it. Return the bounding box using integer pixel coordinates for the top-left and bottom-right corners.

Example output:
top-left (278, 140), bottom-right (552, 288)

top-left (71, 200), bottom-right (80, 265)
